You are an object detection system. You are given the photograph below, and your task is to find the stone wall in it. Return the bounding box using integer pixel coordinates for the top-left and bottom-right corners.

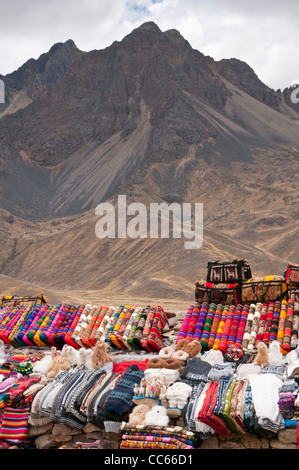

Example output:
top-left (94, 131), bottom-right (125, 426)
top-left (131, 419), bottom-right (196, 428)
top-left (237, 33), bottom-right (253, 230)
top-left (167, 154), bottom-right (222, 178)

top-left (15, 417), bottom-right (297, 450)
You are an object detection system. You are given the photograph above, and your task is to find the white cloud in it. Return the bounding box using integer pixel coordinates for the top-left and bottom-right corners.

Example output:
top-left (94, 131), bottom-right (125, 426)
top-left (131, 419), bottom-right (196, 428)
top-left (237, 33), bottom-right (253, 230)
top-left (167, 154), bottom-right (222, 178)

top-left (0, 0), bottom-right (298, 90)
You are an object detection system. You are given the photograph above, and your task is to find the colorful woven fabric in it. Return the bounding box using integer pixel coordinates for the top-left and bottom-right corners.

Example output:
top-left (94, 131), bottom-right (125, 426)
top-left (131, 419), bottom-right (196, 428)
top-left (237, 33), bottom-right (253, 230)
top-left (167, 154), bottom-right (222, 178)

top-left (186, 304), bottom-right (200, 342)
top-left (88, 306), bottom-right (108, 346)
top-left (147, 306), bottom-right (168, 352)
top-left (278, 392), bottom-right (295, 419)
top-left (131, 306), bottom-right (150, 350)
top-left (198, 380), bottom-right (231, 436)
top-left (277, 300), bottom-right (288, 346)
top-left (10, 307), bottom-right (33, 347)
top-left (55, 305), bottom-right (78, 349)
top-left (105, 306), bottom-right (123, 349)
top-left (0, 407), bottom-right (30, 445)
top-left (282, 299), bottom-right (294, 352)
top-left (121, 307), bottom-right (141, 349)
top-left (175, 305), bottom-right (193, 343)
top-left (262, 302), bottom-right (274, 345)
top-left (208, 304), bottom-right (224, 349)
top-left (121, 423), bottom-right (200, 446)
top-left (193, 302), bottom-right (209, 342)
top-left (120, 439), bottom-right (194, 449)
top-left (79, 305), bottom-right (102, 348)
top-left (242, 304), bottom-right (255, 350)
top-left (22, 305), bottom-right (47, 346)
top-left (126, 307), bottom-right (146, 350)
top-left (71, 304), bottom-right (92, 347)
top-left (94, 306), bottom-right (115, 344)
top-left (235, 305), bottom-right (249, 349)
top-left (213, 305), bottom-right (229, 350)
top-left (200, 303), bottom-right (216, 350)
top-left (228, 304), bottom-right (242, 347)
top-left (247, 303), bottom-right (262, 351)
top-left (291, 302), bottom-right (299, 349)
top-left (269, 301), bottom-right (281, 342)
top-left (45, 304), bottom-right (69, 347)
top-left (255, 303), bottom-right (268, 345)
top-left (219, 305), bottom-right (236, 354)
top-left (33, 305), bottom-right (57, 347)
top-left (109, 305), bottom-right (131, 349)
top-left (63, 305), bottom-right (85, 349)
top-left (115, 307), bottom-right (135, 350)
top-left (140, 306), bottom-right (157, 351)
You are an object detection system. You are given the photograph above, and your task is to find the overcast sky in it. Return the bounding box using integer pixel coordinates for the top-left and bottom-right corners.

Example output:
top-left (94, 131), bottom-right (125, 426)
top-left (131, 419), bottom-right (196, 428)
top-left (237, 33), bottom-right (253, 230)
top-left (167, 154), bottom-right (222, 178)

top-left (0, 0), bottom-right (298, 91)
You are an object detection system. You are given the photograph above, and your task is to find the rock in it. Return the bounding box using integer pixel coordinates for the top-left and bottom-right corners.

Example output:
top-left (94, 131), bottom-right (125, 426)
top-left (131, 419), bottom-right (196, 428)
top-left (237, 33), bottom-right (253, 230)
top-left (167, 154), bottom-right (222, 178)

top-left (103, 432), bottom-right (122, 441)
top-left (28, 423), bottom-right (53, 437)
top-left (174, 322), bottom-right (183, 331)
top-left (85, 431), bottom-right (105, 440)
top-left (219, 440), bottom-right (246, 449)
top-left (52, 423), bottom-right (81, 436)
top-left (176, 311), bottom-right (187, 321)
top-left (102, 440), bottom-right (120, 450)
top-left (219, 432), bottom-right (261, 449)
top-left (261, 437), bottom-right (270, 449)
top-left (82, 422), bottom-right (102, 433)
top-left (277, 428), bottom-right (297, 444)
top-left (239, 433), bottom-right (262, 449)
top-left (270, 439), bottom-right (297, 449)
top-left (53, 434), bottom-right (73, 443)
top-left (200, 437), bottom-right (219, 449)
top-left (167, 316), bottom-right (178, 328)
top-left (35, 433), bottom-right (59, 449)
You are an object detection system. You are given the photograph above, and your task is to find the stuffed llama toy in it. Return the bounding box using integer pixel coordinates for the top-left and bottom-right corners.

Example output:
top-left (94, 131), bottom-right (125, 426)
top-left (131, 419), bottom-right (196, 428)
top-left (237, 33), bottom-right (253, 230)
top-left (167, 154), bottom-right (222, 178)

top-left (254, 342), bottom-right (268, 368)
top-left (46, 355), bottom-right (71, 378)
top-left (145, 405), bottom-right (169, 427)
top-left (92, 340), bottom-right (112, 369)
top-left (128, 404), bottom-right (152, 426)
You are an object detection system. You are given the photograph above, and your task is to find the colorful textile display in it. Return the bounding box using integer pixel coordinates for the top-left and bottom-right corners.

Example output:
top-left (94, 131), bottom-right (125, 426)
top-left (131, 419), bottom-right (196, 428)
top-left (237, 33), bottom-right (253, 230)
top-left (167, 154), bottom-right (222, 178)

top-left (0, 407), bottom-right (30, 444)
top-left (241, 276), bottom-right (288, 303)
top-left (175, 298), bottom-right (299, 354)
top-left (0, 302), bottom-right (169, 353)
top-left (291, 302), bottom-right (299, 349)
top-left (207, 304), bottom-right (224, 349)
top-left (120, 423), bottom-right (200, 449)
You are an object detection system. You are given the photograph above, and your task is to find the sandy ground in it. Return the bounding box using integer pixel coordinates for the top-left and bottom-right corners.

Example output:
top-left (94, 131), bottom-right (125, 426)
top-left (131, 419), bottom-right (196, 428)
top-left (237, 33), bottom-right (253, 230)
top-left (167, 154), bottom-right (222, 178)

top-left (0, 274), bottom-right (190, 313)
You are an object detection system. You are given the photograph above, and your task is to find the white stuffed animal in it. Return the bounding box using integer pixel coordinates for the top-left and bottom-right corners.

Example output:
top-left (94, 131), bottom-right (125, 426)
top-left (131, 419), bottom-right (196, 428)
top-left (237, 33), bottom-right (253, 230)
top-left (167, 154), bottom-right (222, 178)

top-left (84, 348), bottom-right (94, 369)
top-left (145, 405), bottom-right (169, 427)
top-left (32, 353), bottom-right (53, 375)
top-left (64, 345), bottom-right (80, 366)
top-left (77, 348), bottom-right (87, 367)
top-left (268, 340), bottom-right (283, 364)
top-left (166, 382), bottom-right (192, 409)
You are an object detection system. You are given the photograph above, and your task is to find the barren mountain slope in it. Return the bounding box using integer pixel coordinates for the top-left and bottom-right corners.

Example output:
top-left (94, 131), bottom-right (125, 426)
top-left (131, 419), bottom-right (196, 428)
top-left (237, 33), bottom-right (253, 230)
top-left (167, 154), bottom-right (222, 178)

top-left (0, 22), bottom-right (298, 301)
